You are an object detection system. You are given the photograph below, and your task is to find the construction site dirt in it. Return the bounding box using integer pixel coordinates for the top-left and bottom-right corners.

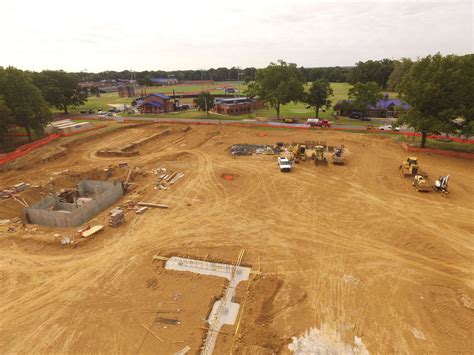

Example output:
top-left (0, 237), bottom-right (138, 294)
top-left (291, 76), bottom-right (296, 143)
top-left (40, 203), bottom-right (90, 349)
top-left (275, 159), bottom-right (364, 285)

top-left (0, 123), bottom-right (473, 354)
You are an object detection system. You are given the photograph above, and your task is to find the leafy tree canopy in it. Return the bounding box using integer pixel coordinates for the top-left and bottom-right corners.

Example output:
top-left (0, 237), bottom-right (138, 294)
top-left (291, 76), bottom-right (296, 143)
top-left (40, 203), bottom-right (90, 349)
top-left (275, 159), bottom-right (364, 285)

top-left (305, 79), bottom-right (333, 117)
top-left (33, 70), bottom-right (87, 114)
top-left (193, 92), bottom-right (215, 115)
top-left (348, 59), bottom-right (394, 88)
top-left (0, 67), bottom-right (51, 142)
top-left (246, 60), bottom-right (305, 118)
top-left (348, 81), bottom-right (383, 114)
top-left (397, 53), bottom-right (473, 147)
top-left (387, 58), bottom-right (413, 92)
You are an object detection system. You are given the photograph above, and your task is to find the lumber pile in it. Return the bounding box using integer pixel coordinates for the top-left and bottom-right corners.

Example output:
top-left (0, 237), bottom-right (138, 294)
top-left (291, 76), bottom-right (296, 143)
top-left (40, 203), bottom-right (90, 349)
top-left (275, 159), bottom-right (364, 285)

top-left (80, 225), bottom-right (104, 238)
top-left (137, 202), bottom-right (169, 209)
top-left (153, 167), bottom-right (185, 189)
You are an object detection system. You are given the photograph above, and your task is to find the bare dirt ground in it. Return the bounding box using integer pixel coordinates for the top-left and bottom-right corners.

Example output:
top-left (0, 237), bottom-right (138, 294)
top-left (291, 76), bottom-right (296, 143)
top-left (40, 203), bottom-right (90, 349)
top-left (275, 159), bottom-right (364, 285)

top-left (0, 124), bottom-right (473, 354)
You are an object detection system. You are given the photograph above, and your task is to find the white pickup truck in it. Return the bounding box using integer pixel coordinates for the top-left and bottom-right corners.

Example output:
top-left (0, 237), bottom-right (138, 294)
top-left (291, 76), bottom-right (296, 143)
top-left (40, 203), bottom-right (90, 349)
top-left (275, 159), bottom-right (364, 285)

top-left (278, 157), bottom-right (293, 172)
top-left (379, 124), bottom-right (400, 132)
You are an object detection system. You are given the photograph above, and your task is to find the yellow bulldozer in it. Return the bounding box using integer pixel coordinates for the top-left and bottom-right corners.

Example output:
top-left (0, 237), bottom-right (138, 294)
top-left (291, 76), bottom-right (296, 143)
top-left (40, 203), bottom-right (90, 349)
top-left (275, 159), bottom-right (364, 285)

top-left (399, 157), bottom-right (421, 177)
top-left (313, 145), bottom-right (328, 166)
top-left (291, 144), bottom-right (307, 163)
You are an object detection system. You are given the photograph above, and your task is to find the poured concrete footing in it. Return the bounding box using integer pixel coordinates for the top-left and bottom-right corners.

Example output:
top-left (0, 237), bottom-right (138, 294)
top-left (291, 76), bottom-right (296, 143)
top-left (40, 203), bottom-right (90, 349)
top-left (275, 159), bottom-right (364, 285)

top-left (164, 256), bottom-right (251, 354)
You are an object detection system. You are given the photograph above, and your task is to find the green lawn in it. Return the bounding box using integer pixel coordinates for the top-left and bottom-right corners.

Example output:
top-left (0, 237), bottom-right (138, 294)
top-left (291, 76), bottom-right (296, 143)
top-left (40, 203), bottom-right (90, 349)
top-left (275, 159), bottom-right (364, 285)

top-left (125, 110), bottom-right (247, 120)
top-left (69, 82), bottom-right (398, 124)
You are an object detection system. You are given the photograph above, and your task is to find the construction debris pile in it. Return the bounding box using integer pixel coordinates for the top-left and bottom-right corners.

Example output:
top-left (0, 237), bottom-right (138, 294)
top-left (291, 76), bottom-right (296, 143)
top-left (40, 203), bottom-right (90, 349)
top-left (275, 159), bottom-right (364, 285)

top-left (153, 168), bottom-right (185, 190)
top-left (229, 144), bottom-right (274, 156)
top-left (1, 182), bottom-right (30, 199)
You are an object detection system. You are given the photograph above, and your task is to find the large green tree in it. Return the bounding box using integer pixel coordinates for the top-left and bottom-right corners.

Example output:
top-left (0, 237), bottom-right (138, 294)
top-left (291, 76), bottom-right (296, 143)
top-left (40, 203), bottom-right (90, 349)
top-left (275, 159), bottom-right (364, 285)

top-left (193, 92), bottom-right (215, 116)
top-left (304, 79), bottom-right (333, 117)
top-left (451, 54), bottom-right (474, 138)
top-left (33, 70), bottom-right (87, 114)
top-left (387, 58), bottom-right (413, 91)
top-left (0, 96), bottom-right (14, 151)
top-left (348, 59), bottom-right (394, 88)
top-left (348, 82), bottom-right (383, 114)
top-left (245, 60), bottom-right (305, 118)
top-left (0, 67), bottom-right (51, 142)
top-left (397, 54), bottom-right (469, 148)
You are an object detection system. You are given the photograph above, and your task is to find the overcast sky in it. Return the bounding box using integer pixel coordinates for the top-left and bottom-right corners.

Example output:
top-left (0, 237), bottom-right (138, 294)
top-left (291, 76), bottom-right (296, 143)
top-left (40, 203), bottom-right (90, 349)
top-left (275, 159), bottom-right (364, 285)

top-left (1, 0), bottom-right (472, 72)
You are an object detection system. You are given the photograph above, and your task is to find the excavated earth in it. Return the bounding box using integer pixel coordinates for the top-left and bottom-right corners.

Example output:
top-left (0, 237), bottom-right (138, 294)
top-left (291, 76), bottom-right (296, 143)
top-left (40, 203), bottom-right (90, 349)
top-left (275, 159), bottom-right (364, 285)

top-left (0, 123), bottom-right (473, 354)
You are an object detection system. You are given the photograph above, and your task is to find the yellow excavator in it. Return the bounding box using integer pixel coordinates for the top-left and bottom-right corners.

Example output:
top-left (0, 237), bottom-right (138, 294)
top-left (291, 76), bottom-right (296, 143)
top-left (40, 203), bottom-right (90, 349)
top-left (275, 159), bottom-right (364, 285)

top-left (399, 157), bottom-right (421, 177)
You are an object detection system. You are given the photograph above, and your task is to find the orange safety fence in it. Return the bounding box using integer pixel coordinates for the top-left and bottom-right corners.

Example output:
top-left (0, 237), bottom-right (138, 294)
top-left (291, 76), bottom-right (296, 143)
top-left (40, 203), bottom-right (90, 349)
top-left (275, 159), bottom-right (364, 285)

top-left (401, 142), bottom-right (474, 159)
top-left (0, 134), bottom-right (60, 166)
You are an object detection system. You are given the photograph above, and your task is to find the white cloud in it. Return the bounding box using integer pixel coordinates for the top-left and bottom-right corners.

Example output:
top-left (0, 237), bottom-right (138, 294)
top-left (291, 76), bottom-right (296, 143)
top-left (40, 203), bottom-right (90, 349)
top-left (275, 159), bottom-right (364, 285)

top-left (0, 0), bottom-right (472, 72)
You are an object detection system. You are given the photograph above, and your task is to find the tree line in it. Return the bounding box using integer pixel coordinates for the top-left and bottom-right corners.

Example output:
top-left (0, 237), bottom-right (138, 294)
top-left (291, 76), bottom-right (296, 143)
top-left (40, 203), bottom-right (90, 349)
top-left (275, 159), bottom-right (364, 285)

top-left (240, 54), bottom-right (473, 148)
top-left (0, 67), bottom-right (87, 150)
top-left (76, 66), bottom-right (351, 85)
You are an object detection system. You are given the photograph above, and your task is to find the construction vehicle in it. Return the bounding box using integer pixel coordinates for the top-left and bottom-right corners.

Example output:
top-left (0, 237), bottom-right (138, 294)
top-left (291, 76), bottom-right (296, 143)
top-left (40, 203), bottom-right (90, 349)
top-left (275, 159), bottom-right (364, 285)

top-left (366, 124), bottom-right (375, 131)
top-left (281, 149), bottom-right (295, 163)
top-left (283, 117), bottom-right (296, 123)
top-left (292, 144), bottom-right (307, 162)
top-left (332, 147), bottom-right (345, 165)
top-left (433, 175), bottom-right (449, 195)
top-left (278, 157), bottom-right (293, 172)
top-left (412, 174), bottom-right (431, 192)
top-left (313, 146), bottom-right (328, 166)
top-left (399, 157), bottom-right (421, 177)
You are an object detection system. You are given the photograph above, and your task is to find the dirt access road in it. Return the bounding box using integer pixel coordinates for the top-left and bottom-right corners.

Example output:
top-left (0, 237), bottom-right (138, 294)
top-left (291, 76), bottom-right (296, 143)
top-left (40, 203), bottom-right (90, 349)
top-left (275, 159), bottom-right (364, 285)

top-left (0, 124), bottom-right (473, 354)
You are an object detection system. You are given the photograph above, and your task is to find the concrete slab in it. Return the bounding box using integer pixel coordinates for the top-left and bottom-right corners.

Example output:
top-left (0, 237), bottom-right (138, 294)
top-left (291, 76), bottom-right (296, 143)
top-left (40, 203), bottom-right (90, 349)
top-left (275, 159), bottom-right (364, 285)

top-left (207, 300), bottom-right (240, 326)
top-left (164, 256), bottom-right (252, 355)
top-left (165, 257), bottom-right (251, 282)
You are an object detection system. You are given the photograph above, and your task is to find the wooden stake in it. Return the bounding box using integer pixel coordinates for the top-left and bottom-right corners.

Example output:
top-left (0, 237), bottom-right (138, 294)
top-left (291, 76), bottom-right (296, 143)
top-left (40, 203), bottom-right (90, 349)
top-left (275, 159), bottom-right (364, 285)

top-left (141, 323), bottom-right (164, 343)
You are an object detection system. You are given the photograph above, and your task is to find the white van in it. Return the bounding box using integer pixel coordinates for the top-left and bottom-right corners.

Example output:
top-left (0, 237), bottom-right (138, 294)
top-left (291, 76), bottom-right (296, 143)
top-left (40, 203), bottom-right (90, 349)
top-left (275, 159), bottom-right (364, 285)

top-left (306, 118), bottom-right (320, 125)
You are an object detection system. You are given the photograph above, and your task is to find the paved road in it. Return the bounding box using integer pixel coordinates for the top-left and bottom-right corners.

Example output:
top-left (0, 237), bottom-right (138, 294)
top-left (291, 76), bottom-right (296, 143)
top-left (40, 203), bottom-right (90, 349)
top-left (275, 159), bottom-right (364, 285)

top-left (60, 114), bottom-right (472, 139)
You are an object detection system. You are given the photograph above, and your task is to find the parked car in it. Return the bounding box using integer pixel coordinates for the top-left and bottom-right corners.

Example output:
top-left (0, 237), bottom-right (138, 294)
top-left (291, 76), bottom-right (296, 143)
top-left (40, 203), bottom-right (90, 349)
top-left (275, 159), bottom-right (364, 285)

top-left (348, 112), bottom-right (362, 119)
top-left (379, 125), bottom-right (400, 131)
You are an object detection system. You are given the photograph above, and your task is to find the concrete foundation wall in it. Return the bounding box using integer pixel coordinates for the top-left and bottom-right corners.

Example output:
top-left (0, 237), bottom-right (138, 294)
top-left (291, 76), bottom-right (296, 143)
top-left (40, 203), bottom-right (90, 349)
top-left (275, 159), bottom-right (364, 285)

top-left (25, 180), bottom-right (124, 228)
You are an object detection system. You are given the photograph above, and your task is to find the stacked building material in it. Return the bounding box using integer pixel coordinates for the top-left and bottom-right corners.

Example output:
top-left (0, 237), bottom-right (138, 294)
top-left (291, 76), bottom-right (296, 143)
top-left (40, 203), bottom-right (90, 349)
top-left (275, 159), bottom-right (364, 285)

top-left (229, 144), bottom-right (272, 156)
top-left (154, 168), bottom-right (185, 189)
top-left (109, 208), bottom-right (125, 227)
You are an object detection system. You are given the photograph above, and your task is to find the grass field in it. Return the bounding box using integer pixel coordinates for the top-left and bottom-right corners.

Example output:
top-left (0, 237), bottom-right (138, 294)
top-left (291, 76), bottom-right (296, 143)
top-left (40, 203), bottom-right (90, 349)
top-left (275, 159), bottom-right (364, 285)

top-left (71, 82), bottom-right (398, 122)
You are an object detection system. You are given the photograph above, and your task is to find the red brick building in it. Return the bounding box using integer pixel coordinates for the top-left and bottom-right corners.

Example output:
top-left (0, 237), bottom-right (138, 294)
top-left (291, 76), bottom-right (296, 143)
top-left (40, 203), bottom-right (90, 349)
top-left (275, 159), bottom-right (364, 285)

top-left (212, 97), bottom-right (265, 116)
top-left (139, 93), bottom-right (175, 114)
